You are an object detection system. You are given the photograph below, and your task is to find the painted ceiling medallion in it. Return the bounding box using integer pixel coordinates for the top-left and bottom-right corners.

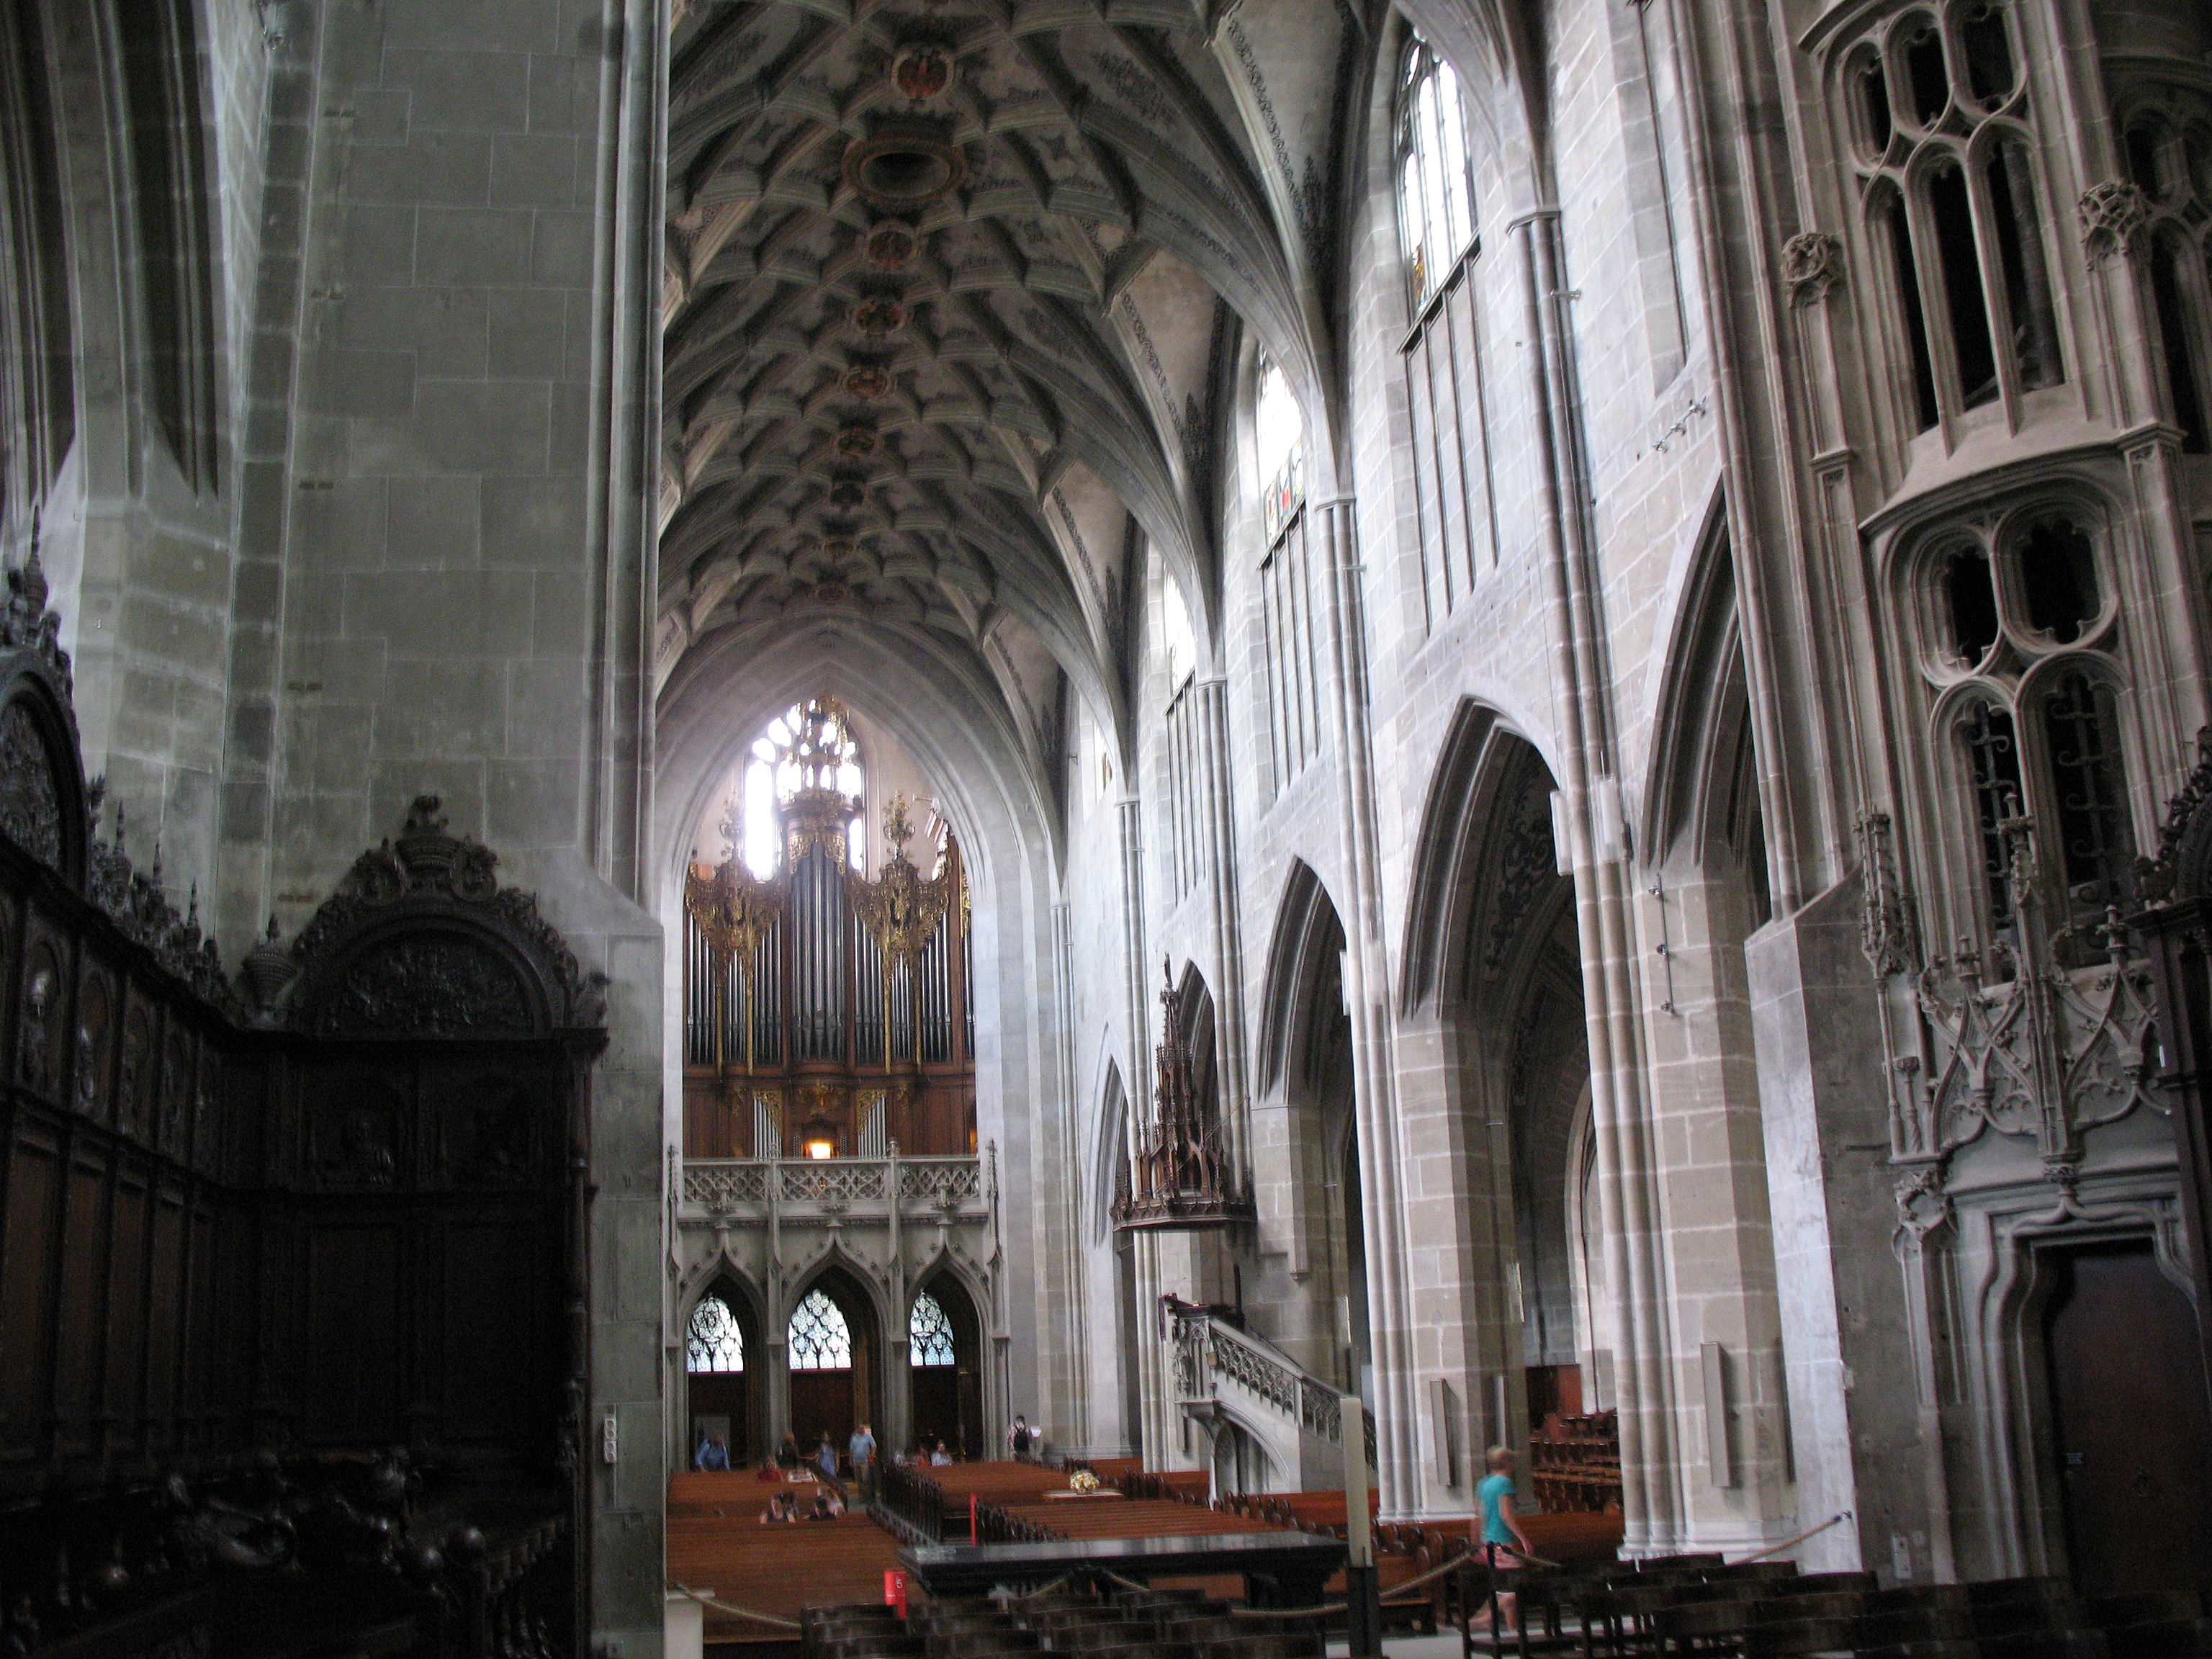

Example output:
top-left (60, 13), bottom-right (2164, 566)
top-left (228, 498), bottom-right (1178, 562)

top-left (828, 479), bottom-right (868, 508)
top-left (808, 572), bottom-right (853, 604)
top-left (842, 121), bottom-right (967, 210)
top-left (851, 297), bottom-right (907, 337)
top-left (891, 46), bottom-right (956, 102)
top-left (834, 424), bottom-right (878, 460)
top-left (843, 365), bottom-right (892, 400)
top-left (819, 538), bottom-right (855, 562)
top-left (865, 224), bottom-right (919, 269)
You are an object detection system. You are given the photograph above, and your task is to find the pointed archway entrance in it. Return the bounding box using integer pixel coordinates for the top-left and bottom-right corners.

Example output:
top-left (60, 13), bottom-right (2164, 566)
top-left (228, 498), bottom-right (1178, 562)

top-left (787, 1269), bottom-right (879, 1466)
top-left (908, 1273), bottom-right (984, 1459)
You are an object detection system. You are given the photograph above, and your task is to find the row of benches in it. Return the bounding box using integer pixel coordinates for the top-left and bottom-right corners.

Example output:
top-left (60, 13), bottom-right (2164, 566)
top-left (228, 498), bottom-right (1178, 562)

top-left (799, 1586), bottom-right (1325, 1659)
top-left (1449, 1552), bottom-right (2212, 1659)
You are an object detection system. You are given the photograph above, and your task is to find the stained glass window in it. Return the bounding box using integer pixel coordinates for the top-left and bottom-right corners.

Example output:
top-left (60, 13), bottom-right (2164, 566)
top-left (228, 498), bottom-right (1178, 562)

top-left (788, 1288), bottom-right (853, 1370)
top-left (909, 1290), bottom-right (956, 1367)
top-left (687, 1294), bottom-right (745, 1372)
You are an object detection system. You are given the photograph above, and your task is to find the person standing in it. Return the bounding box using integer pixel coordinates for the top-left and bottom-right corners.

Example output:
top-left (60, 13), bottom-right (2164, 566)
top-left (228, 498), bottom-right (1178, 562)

top-left (1008, 1415), bottom-right (1033, 1461)
top-left (1470, 1445), bottom-right (1532, 1634)
top-left (694, 1432), bottom-right (731, 1471)
top-left (816, 1431), bottom-right (837, 1480)
top-left (848, 1421), bottom-right (877, 1499)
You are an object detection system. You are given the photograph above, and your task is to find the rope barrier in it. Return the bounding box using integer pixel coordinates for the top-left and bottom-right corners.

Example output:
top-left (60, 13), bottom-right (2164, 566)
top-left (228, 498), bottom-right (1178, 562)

top-left (668, 1583), bottom-right (804, 1631)
top-left (1727, 1511), bottom-right (1852, 1565)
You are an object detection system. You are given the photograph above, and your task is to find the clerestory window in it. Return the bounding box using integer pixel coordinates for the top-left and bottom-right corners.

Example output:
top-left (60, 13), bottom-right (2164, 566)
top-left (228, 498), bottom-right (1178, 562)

top-left (1397, 39), bottom-right (1478, 307)
top-left (1845, 1), bottom-right (2064, 435)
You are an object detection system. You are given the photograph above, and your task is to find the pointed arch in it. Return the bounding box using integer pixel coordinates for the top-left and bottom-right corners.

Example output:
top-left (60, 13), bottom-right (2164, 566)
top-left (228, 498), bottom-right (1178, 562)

top-left (1256, 860), bottom-right (1350, 1099)
top-left (1094, 1059), bottom-right (1130, 1246)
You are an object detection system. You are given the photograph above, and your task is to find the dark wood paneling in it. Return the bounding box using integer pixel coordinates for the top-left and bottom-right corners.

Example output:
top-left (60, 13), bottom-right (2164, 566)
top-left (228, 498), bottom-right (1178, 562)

top-left (0, 1133), bottom-right (59, 1455)
top-left (305, 1220), bottom-right (403, 1443)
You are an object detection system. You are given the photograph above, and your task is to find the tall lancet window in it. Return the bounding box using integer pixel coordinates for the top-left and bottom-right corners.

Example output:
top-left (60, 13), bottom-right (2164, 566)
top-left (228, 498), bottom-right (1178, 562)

top-left (1398, 39), bottom-right (1477, 306)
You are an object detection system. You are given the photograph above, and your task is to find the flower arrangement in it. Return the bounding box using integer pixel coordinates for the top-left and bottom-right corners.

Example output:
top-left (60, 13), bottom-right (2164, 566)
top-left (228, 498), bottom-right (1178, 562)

top-left (1068, 1469), bottom-right (1102, 1494)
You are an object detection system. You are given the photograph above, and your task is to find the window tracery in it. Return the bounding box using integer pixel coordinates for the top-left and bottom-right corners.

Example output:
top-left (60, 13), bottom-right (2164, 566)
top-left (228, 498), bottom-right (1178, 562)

top-left (788, 1288), bottom-right (853, 1370)
top-left (909, 1290), bottom-right (956, 1366)
top-left (1915, 506), bottom-right (2133, 942)
top-left (2116, 99), bottom-right (2212, 452)
top-left (686, 1294), bottom-right (745, 1372)
top-left (1842, 1), bottom-right (2064, 435)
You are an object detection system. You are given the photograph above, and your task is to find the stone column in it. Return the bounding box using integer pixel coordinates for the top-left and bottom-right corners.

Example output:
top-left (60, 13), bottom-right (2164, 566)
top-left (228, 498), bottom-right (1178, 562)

top-left (1309, 494), bottom-right (1421, 1513)
top-left (1506, 206), bottom-right (1683, 1553)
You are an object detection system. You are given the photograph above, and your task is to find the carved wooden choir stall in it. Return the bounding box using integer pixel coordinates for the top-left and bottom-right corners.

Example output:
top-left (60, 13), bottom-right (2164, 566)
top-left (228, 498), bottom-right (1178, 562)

top-left (0, 552), bottom-right (602, 1657)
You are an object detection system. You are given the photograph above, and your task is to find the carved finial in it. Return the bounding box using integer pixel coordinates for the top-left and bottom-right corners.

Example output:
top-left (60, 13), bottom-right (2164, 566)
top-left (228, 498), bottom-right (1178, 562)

top-left (884, 791), bottom-right (914, 855)
top-left (241, 914), bottom-right (297, 1022)
top-left (1782, 231), bottom-right (1844, 306)
top-left (186, 882), bottom-right (198, 926)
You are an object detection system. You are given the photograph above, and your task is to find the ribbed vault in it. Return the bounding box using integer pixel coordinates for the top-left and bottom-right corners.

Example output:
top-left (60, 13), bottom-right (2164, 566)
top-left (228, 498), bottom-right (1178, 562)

top-left (657, 0), bottom-right (1322, 780)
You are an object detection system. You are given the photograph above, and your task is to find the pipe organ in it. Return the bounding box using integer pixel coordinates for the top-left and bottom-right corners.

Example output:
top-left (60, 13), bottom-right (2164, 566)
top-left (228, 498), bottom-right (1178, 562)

top-left (683, 783), bottom-right (976, 1159)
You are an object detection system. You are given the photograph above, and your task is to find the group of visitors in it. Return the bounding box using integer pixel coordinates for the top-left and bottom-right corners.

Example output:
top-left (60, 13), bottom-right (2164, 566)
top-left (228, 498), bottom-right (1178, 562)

top-left (758, 1487), bottom-right (843, 1523)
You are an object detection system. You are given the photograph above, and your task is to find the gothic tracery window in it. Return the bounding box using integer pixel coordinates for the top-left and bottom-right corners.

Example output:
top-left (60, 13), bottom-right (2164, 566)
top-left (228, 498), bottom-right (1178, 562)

top-left (1921, 508), bottom-right (2134, 942)
top-left (909, 1290), bottom-right (956, 1367)
top-left (1844, 1), bottom-right (2064, 435)
top-left (788, 1289), bottom-right (854, 1370)
top-left (686, 1294), bottom-right (745, 1372)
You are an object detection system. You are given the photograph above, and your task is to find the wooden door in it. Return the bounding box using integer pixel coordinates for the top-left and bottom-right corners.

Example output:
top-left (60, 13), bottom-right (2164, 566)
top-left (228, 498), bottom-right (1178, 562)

top-left (789, 1370), bottom-right (855, 1467)
top-left (2044, 1240), bottom-right (2212, 1594)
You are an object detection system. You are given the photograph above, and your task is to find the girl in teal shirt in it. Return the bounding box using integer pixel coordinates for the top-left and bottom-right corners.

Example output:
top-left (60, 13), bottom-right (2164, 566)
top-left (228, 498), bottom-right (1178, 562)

top-left (1471, 1445), bottom-right (1532, 1632)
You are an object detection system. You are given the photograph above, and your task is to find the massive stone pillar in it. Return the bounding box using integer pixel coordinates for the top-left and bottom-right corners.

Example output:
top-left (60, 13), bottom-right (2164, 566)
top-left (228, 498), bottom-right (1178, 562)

top-left (240, 0), bottom-right (668, 1642)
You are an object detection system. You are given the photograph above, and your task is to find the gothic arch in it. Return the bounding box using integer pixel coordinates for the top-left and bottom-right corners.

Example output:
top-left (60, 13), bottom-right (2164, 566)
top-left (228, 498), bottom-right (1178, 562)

top-left (1256, 859), bottom-right (1350, 1099)
top-left (1093, 1059), bottom-right (1129, 1246)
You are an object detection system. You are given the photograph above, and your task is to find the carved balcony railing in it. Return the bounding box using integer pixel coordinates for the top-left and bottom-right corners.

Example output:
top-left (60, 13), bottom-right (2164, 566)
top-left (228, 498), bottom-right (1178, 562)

top-left (680, 1155), bottom-right (986, 1220)
top-left (1166, 1300), bottom-right (1376, 1468)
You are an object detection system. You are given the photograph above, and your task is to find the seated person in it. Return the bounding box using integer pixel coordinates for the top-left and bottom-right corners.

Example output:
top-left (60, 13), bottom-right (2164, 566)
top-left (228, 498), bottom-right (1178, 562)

top-left (757, 1491), bottom-right (799, 1524)
top-left (807, 1489), bottom-right (844, 1521)
top-left (755, 1459), bottom-right (783, 1482)
top-left (929, 1439), bottom-right (952, 1466)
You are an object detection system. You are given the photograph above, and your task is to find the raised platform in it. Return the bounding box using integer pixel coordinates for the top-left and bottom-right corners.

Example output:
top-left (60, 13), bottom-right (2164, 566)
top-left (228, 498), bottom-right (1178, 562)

top-left (897, 1529), bottom-right (1347, 1606)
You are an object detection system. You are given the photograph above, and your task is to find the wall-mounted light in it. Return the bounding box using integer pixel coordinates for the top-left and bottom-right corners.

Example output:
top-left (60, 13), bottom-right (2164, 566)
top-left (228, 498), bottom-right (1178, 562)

top-left (805, 1138), bottom-right (836, 1161)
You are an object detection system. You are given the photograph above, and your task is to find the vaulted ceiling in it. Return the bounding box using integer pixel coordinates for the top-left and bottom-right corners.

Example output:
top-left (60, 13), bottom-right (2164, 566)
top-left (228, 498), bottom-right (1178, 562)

top-left (656, 0), bottom-right (1352, 779)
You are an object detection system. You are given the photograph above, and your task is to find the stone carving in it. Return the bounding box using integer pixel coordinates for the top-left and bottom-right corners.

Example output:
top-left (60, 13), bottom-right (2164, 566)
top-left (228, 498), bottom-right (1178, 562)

top-left (1856, 811), bottom-right (1918, 977)
top-left (282, 796), bottom-right (606, 1035)
top-left (1782, 231), bottom-right (1845, 305)
top-left (2136, 724), bottom-right (2212, 904)
top-left (2078, 179), bottom-right (2150, 269)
